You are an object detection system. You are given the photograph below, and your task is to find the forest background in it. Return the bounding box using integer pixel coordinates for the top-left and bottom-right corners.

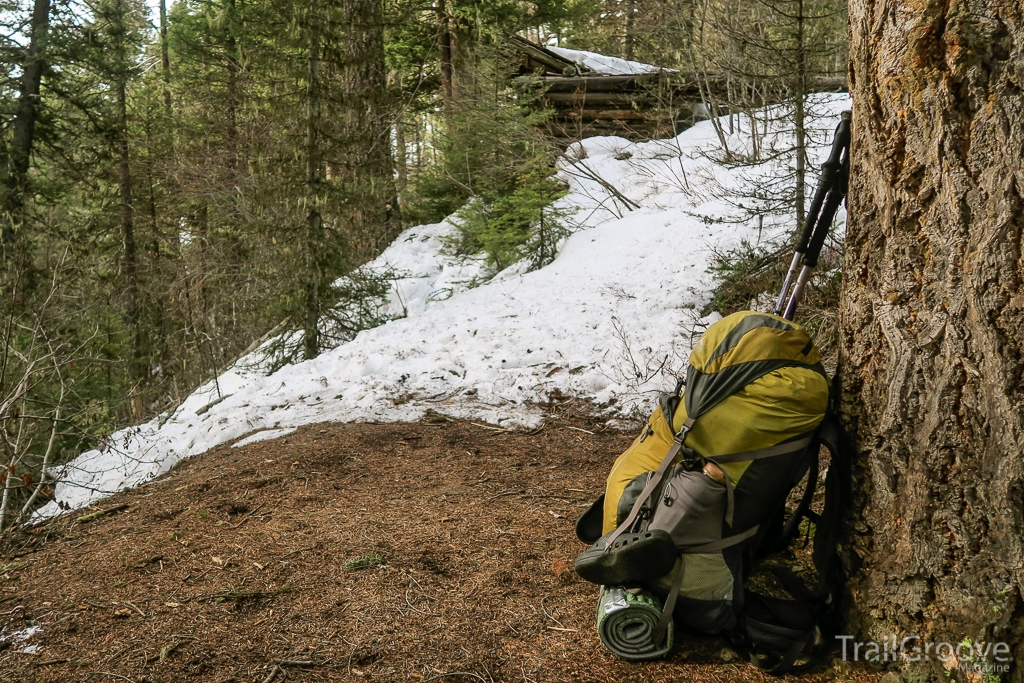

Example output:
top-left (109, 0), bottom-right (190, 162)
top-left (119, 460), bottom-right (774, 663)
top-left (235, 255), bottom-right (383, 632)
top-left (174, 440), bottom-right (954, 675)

top-left (0, 0), bottom-right (847, 527)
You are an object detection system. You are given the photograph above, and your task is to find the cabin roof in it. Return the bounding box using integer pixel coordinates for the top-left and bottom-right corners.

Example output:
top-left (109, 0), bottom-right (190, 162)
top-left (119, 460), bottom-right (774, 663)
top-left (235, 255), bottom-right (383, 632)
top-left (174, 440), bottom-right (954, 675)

top-left (546, 46), bottom-right (672, 76)
top-left (507, 35), bottom-right (673, 78)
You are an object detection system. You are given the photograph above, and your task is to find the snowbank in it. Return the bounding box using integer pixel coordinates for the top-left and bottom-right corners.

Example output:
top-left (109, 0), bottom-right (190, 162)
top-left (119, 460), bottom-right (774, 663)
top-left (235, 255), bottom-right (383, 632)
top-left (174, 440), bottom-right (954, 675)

top-left (36, 94), bottom-right (851, 518)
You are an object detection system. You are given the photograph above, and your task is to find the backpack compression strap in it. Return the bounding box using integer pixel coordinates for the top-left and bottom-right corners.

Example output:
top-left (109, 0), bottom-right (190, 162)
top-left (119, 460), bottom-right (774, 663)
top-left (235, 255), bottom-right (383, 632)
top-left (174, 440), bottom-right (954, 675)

top-left (650, 525), bottom-right (762, 645)
top-left (602, 417), bottom-right (696, 550)
top-left (709, 433), bottom-right (817, 527)
top-left (739, 410), bottom-right (852, 675)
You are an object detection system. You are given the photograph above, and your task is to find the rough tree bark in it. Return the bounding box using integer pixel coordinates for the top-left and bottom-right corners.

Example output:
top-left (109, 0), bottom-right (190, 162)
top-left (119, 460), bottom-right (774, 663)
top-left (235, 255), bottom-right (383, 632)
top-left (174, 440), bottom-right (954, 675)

top-left (843, 1), bottom-right (1024, 681)
top-left (339, 0), bottom-right (400, 259)
top-left (623, 0), bottom-right (637, 61)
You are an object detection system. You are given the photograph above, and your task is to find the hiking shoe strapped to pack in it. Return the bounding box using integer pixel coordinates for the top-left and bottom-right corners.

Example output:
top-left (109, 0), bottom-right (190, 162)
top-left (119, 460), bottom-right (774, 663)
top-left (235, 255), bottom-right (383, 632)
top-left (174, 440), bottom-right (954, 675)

top-left (574, 529), bottom-right (676, 586)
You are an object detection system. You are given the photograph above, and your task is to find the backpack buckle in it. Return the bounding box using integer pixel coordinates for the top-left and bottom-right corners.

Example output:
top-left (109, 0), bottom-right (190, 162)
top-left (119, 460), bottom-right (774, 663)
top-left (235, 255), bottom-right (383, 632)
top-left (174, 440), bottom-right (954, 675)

top-left (679, 445), bottom-right (701, 471)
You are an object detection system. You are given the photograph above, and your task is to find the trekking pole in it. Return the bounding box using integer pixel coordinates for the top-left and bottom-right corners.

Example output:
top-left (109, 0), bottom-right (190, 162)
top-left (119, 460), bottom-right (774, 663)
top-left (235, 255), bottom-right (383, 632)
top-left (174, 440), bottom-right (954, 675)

top-left (779, 110), bottom-right (851, 320)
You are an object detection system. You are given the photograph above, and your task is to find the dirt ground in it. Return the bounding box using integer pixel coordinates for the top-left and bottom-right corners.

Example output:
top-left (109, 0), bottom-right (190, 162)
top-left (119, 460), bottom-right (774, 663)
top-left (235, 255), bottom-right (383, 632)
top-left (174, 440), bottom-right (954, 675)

top-left (0, 413), bottom-right (884, 683)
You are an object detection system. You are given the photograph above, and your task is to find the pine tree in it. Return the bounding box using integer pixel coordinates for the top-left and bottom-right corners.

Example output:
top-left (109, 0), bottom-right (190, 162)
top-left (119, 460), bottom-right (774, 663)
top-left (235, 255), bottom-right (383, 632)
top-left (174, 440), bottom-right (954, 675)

top-left (0, 0), bottom-right (52, 253)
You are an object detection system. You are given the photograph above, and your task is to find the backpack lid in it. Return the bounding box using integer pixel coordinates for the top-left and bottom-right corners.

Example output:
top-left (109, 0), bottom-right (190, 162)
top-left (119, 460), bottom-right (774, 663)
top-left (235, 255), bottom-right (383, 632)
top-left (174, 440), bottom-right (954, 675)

top-left (683, 312), bottom-right (825, 428)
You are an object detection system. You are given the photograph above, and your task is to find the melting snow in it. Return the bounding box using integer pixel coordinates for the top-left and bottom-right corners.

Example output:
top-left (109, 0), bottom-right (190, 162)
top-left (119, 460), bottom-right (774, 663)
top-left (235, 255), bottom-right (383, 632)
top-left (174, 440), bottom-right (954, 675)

top-left (2, 625), bottom-right (42, 654)
top-left (35, 94), bottom-right (851, 519)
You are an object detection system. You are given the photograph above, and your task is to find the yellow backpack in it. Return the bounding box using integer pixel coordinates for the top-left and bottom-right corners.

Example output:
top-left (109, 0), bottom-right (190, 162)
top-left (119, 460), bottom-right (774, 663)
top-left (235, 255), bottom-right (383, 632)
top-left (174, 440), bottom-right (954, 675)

top-left (575, 311), bottom-right (850, 672)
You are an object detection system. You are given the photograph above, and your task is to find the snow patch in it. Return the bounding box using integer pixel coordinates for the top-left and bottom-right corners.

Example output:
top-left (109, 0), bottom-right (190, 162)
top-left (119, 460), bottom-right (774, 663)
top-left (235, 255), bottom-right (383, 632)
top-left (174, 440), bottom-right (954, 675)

top-left (2, 625), bottom-right (43, 654)
top-left (35, 94), bottom-right (852, 520)
top-left (231, 428), bottom-right (298, 448)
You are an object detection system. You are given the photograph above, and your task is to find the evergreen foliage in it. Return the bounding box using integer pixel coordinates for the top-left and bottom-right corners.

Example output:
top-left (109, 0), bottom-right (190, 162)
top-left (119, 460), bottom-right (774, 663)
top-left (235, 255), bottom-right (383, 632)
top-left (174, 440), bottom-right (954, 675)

top-left (406, 45), bottom-right (570, 272)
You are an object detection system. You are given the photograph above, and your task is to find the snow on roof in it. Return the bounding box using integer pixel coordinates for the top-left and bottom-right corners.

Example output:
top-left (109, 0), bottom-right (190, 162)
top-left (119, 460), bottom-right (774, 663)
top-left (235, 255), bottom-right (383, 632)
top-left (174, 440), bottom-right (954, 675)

top-left (546, 46), bottom-right (670, 76)
top-left (34, 94), bottom-right (852, 519)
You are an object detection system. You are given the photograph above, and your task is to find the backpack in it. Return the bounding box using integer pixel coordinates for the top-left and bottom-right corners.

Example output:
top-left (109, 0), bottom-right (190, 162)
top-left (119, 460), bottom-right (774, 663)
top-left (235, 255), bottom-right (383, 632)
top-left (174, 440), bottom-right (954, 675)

top-left (574, 310), bottom-right (851, 674)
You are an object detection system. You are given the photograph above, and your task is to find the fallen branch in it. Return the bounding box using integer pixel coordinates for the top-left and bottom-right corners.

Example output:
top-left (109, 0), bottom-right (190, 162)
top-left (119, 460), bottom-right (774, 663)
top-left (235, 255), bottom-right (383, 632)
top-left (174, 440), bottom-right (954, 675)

top-left (486, 488), bottom-right (522, 502)
top-left (76, 504), bottom-right (129, 524)
top-left (564, 159), bottom-right (641, 211)
top-left (260, 664), bottom-right (283, 683)
top-left (280, 544), bottom-right (318, 560)
top-left (540, 597), bottom-right (563, 626)
top-left (87, 672), bottom-right (136, 683)
top-left (131, 555), bottom-right (162, 569)
top-left (275, 658), bottom-right (315, 667)
top-left (122, 601), bottom-right (145, 617)
top-left (194, 393), bottom-right (232, 416)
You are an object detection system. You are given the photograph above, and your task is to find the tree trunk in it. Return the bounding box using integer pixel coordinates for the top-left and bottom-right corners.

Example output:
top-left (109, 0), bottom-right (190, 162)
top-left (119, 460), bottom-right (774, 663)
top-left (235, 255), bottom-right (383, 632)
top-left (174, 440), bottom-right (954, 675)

top-left (158, 0), bottom-right (172, 116)
top-left (1, 0), bottom-right (51, 248)
top-left (437, 0), bottom-right (453, 113)
top-left (113, 0), bottom-right (145, 419)
top-left (843, 1), bottom-right (1024, 680)
top-left (224, 0), bottom-right (240, 171)
top-left (623, 0), bottom-right (636, 61)
top-left (303, 19), bottom-right (322, 361)
top-left (340, 0), bottom-right (400, 258)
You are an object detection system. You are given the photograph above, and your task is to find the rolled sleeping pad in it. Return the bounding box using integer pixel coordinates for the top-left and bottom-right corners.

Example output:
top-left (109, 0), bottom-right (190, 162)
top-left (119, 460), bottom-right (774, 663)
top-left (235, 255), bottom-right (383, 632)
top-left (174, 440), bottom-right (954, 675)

top-left (596, 586), bottom-right (673, 660)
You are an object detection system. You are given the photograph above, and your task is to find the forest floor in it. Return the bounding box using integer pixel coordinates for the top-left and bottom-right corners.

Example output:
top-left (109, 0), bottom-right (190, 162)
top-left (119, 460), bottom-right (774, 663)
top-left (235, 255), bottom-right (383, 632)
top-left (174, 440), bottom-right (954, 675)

top-left (0, 412), bottom-right (883, 683)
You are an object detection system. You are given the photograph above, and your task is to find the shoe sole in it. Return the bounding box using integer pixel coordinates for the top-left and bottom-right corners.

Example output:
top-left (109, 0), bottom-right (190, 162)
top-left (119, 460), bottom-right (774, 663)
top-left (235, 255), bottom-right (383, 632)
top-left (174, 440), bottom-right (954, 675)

top-left (575, 529), bottom-right (677, 585)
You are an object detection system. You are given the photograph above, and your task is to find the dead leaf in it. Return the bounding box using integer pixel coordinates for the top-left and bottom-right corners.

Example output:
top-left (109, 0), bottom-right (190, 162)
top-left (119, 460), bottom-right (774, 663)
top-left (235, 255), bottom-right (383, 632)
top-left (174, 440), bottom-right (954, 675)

top-left (211, 556), bottom-right (223, 565)
top-left (551, 558), bottom-right (571, 577)
top-left (165, 602), bottom-right (181, 608)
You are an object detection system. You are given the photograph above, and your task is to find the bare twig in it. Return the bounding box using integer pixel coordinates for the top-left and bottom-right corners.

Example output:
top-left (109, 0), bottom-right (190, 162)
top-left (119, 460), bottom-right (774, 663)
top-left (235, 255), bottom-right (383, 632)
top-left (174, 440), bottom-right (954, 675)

top-left (469, 422), bottom-right (506, 432)
top-left (14, 376), bottom-right (63, 524)
top-left (87, 673), bottom-right (136, 683)
top-left (540, 597), bottom-right (563, 626)
top-left (563, 159), bottom-right (641, 211)
top-left (421, 673), bottom-right (489, 683)
top-left (486, 488), bottom-right (521, 501)
top-left (123, 601), bottom-right (145, 617)
top-left (404, 589), bottom-right (434, 616)
top-left (564, 426), bottom-right (594, 435)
